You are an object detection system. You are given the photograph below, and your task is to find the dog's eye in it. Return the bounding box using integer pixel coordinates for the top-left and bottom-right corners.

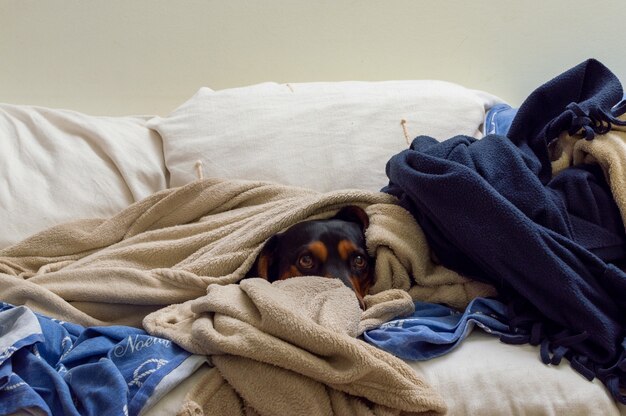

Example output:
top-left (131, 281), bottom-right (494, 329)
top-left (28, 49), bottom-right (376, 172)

top-left (352, 255), bottom-right (367, 270)
top-left (298, 254), bottom-right (315, 269)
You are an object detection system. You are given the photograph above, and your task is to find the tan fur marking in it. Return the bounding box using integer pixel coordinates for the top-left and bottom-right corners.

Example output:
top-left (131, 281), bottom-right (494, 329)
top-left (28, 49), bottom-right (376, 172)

top-left (257, 255), bottom-right (270, 279)
top-left (350, 275), bottom-right (369, 309)
top-left (279, 265), bottom-right (301, 280)
top-left (337, 240), bottom-right (357, 261)
top-left (349, 276), bottom-right (363, 296)
top-left (308, 241), bottom-right (328, 262)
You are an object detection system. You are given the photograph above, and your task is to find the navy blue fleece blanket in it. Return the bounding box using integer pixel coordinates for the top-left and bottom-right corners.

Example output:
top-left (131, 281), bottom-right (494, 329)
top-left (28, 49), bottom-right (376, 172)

top-left (383, 59), bottom-right (626, 403)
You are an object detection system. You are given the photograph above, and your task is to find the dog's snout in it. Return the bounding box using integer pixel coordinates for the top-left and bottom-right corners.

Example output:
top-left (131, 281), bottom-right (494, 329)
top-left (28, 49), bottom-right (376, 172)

top-left (323, 263), bottom-right (367, 310)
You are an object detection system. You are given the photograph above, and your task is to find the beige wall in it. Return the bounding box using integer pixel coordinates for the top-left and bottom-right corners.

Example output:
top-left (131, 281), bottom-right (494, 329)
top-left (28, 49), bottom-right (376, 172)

top-left (1, 0), bottom-right (625, 116)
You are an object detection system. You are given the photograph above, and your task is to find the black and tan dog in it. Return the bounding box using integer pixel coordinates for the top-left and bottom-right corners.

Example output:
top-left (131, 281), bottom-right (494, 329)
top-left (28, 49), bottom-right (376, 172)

top-left (249, 206), bottom-right (374, 309)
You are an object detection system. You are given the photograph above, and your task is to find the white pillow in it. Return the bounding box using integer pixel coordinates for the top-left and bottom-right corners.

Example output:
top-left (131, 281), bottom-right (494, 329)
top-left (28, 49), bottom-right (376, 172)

top-left (0, 104), bottom-right (168, 248)
top-left (147, 81), bottom-right (502, 191)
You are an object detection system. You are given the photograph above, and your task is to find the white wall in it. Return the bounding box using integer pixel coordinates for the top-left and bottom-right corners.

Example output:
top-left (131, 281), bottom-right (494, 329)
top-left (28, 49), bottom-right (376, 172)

top-left (1, 0), bottom-right (625, 115)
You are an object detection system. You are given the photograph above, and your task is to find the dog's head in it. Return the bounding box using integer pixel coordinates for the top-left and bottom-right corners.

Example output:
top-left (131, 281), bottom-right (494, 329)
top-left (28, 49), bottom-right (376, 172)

top-left (253, 205), bottom-right (374, 308)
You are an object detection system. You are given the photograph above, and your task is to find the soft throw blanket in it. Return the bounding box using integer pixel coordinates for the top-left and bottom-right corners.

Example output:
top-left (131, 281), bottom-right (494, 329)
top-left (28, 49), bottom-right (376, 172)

top-left (0, 178), bottom-right (494, 328)
top-left (0, 178), bottom-right (482, 415)
top-left (507, 58), bottom-right (625, 183)
top-left (552, 122), bottom-right (626, 228)
top-left (0, 302), bottom-right (202, 416)
top-left (144, 277), bottom-right (446, 415)
top-left (383, 60), bottom-right (626, 404)
top-left (384, 132), bottom-right (626, 358)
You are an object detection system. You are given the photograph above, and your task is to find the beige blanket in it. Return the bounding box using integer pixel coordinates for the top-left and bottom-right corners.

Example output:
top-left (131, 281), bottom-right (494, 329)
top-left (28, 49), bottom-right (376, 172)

top-left (144, 276), bottom-right (447, 415)
top-left (1, 178), bottom-right (490, 414)
top-left (0, 178), bottom-right (494, 327)
top-left (551, 122), bottom-right (626, 226)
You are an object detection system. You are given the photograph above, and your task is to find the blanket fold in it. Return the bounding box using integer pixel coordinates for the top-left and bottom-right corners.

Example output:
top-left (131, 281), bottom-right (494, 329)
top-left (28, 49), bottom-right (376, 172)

top-left (0, 178), bottom-right (501, 414)
top-left (0, 178), bottom-right (494, 328)
top-left (0, 177), bottom-right (494, 414)
top-left (144, 277), bottom-right (446, 415)
top-left (552, 122), bottom-right (626, 233)
top-left (382, 59), bottom-right (626, 404)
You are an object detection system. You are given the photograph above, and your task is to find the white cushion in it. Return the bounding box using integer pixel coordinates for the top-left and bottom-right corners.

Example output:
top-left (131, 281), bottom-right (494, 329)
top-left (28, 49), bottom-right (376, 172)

top-left (147, 81), bottom-right (502, 192)
top-left (410, 332), bottom-right (626, 415)
top-left (0, 104), bottom-right (167, 248)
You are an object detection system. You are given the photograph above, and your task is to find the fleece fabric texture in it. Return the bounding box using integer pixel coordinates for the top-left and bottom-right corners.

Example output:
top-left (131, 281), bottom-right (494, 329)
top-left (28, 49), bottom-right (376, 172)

top-left (144, 276), bottom-right (446, 416)
top-left (0, 179), bottom-right (493, 329)
top-left (0, 178), bottom-right (494, 415)
top-left (507, 58), bottom-right (626, 183)
top-left (551, 122), bottom-right (626, 229)
top-left (383, 59), bottom-right (626, 403)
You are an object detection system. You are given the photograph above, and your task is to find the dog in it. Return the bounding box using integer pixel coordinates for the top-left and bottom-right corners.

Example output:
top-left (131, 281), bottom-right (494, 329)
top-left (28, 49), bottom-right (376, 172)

top-left (249, 205), bottom-right (375, 309)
